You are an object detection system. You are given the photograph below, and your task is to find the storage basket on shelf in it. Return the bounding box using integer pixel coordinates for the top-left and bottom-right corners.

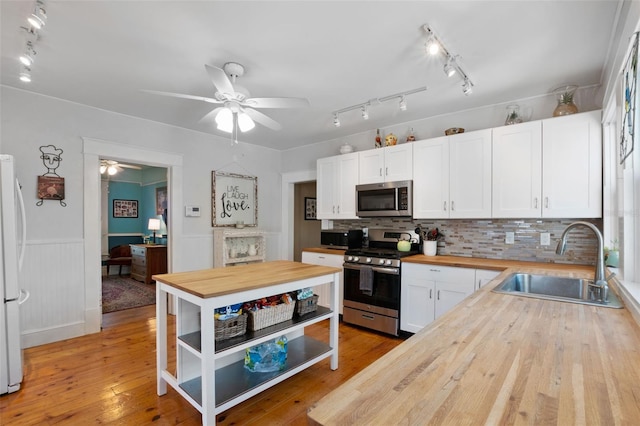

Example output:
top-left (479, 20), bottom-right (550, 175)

top-left (295, 294), bottom-right (319, 316)
top-left (247, 303), bottom-right (296, 331)
top-left (214, 313), bottom-right (247, 341)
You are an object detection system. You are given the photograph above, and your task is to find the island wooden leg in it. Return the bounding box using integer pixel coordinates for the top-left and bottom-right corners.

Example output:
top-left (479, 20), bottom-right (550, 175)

top-left (156, 283), bottom-right (168, 395)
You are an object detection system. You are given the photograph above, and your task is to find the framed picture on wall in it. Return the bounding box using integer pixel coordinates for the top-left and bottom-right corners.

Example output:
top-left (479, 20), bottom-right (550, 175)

top-left (211, 171), bottom-right (258, 227)
top-left (305, 197), bottom-right (317, 220)
top-left (156, 186), bottom-right (167, 215)
top-left (113, 199), bottom-right (138, 218)
top-left (621, 31), bottom-right (639, 164)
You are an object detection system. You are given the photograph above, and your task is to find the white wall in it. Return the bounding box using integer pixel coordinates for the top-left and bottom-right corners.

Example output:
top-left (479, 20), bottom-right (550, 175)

top-left (0, 85), bottom-right (283, 347)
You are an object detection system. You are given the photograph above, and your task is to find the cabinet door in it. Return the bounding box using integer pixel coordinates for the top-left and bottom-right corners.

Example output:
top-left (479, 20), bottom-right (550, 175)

top-left (401, 263), bottom-right (435, 333)
top-left (336, 153), bottom-right (359, 219)
top-left (449, 129), bottom-right (493, 218)
top-left (384, 144), bottom-right (413, 182)
top-left (301, 251), bottom-right (344, 315)
top-left (358, 149), bottom-right (385, 184)
top-left (475, 269), bottom-right (501, 291)
top-left (316, 157), bottom-right (337, 219)
top-left (542, 110), bottom-right (602, 218)
top-left (434, 281), bottom-right (475, 319)
top-left (492, 121), bottom-right (542, 218)
top-left (412, 137), bottom-right (450, 218)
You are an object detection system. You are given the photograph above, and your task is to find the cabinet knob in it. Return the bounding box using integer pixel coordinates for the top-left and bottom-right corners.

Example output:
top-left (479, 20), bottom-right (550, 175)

top-left (534, 197), bottom-right (538, 208)
top-left (385, 167), bottom-right (388, 176)
top-left (545, 197), bottom-right (549, 208)
top-left (451, 201), bottom-right (455, 211)
top-left (437, 290), bottom-right (440, 300)
top-left (379, 168), bottom-right (383, 177)
top-left (444, 201), bottom-right (447, 211)
top-left (429, 289), bottom-right (433, 299)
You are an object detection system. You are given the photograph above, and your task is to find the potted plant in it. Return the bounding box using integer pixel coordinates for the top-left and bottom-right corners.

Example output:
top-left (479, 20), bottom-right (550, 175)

top-left (605, 239), bottom-right (619, 267)
top-left (552, 85), bottom-right (579, 117)
top-left (420, 228), bottom-right (444, 256)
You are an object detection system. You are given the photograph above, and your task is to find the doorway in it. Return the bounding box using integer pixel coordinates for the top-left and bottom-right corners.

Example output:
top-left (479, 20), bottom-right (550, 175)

top-left (82, 138), bottom-right (183, 333)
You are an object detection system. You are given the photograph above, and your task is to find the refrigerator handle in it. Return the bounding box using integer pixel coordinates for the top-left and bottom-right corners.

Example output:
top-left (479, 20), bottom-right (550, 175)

top-left (16, 178), bottom-right (26, 271)
top-left (18, 289), bottom-right (30, 305)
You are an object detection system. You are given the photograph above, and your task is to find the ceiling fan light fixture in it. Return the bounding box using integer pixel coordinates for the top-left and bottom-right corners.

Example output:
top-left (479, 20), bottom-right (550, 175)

top-left (27, 1), bottom-right (47, 29)
top-left (99, 164), bottom-right (107, 174)
top-left (237, 112), bottom-right (255, 132)
top-left (107, 165), bottom-right (118, 175)
top-left (215, 108), bottom-right (234, 133)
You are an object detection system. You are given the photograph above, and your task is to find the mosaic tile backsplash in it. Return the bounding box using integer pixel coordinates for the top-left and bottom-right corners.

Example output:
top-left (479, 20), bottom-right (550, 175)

top-left (332, 218), bottom-right (604, 266)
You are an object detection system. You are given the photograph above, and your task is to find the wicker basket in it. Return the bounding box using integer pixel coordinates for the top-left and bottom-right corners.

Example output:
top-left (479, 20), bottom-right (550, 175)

top-left (214, 313), bottom-right (247, 341)
top-left (295, 294), bottom-right (319, 316)
top-left (247, 303), bottom-right (295, 331)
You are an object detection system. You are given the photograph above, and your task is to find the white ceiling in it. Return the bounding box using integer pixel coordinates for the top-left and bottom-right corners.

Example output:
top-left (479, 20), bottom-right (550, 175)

top-left (0, 1), bottom-right (621, 151)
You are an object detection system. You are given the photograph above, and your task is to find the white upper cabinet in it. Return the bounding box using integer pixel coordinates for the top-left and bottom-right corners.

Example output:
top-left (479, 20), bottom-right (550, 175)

top-left (492, 121), bottom-right (542, 218)
top-left (413, 129), bottom-right (492, 219)
top-left (359, 144), bottom-right (413, 184)
top-left (541, 110), bottom-right (602, 218)
top-left (412, 137), bottom-right (450, 218)
top-left (449, 129), bottom-right (493, 218)
top-left (317, 152), bottom-right (359, 219)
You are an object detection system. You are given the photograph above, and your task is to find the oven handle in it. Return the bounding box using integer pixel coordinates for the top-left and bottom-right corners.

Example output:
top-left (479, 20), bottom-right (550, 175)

top-left (343, 263), bottom-right (400, 275)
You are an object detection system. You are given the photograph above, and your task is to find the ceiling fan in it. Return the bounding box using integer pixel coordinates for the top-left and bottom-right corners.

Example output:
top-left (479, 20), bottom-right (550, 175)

top-left (143, 62), bottom-right (310, 137)
top-left (100, 159), bottom-right (141, 175)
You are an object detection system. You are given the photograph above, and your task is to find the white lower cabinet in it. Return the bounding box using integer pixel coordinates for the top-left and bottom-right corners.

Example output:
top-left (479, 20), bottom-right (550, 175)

top-left (301, 251), bottom-right (344, 315)
top-left (401, 263), bottom-right (476, 333)
top-left (475, 269), bottom-right (501, 290)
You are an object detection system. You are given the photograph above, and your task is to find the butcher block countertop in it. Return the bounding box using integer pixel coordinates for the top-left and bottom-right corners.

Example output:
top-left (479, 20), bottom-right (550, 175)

top-left (307, 257), bottom-right (640, 425)
top-left (152, 260), bottom-right (340, 298)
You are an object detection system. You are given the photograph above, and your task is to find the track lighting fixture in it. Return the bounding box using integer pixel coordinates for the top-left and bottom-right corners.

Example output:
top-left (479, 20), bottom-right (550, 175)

top-left (361, 104), bottom-right (369, 120)
top-left (462, 79), bottom-right (473, 96)
top-left (443, 57), bottom-right (457, 77)
top-left (333, 113), bottom-right (340, 127)
top-left (423, 24), bottom-right (474, 96)
top-left (399, 96), bottom-right (407, 111)
top-left (27, 1), bottom-right (47, 30)
top-left (19, 67), bottom-right (31, 83)
top-left (19, 42), bottom-right (36, 67)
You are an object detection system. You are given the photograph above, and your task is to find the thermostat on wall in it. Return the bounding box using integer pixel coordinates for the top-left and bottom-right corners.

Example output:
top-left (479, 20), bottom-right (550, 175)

top-left (185, 205), bottom-right (200, 217)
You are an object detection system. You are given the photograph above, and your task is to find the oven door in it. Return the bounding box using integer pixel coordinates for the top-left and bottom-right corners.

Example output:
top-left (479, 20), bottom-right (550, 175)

top-left (343, 263), bottom-right (400, 311)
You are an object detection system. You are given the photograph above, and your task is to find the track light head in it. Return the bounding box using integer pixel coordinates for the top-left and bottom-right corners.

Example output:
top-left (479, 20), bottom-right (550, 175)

top-left (444, 58), bottom-right (457, 77)
top-left (462, 79), bottom-right (473, 96)
top-left (399, 96), bottom-right (407, 111)
top-left (27, 1), bottom-right (47, 30)
top-left (426, 36), bottom-right (440, 55)
top-left (19, 67), bottom-right (31, 83)
top-left (361, 105), bottom-right (369, 120)
top-left (19, 42), bottom-right (36, 66)
top-left (333, 113), bottom-right (340, 127)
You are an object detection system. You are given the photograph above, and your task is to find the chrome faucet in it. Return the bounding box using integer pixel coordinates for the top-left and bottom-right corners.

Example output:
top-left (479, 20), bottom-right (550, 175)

top-left (556, 221), bottom-right (611, 302)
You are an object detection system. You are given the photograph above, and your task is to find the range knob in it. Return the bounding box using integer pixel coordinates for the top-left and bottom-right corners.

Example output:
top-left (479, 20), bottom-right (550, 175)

top-left (353, 256), bottom-right (360, 262)
top-left (378, 259), bottom-right (385, 265)
top-left (385, 259), bottom-right (393, 266)
top-left (347, 256), bottom-right (354, 262)
top-left (365, 257), bottom-right (372, 263)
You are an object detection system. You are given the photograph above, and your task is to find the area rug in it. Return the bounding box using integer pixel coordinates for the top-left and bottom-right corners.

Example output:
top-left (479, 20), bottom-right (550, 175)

top-left (102, 276), bottom-right (156, 313)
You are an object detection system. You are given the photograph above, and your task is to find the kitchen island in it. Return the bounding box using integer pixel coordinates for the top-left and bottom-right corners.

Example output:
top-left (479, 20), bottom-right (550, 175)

top-left (154, 260), bottom-right (341, 426)
top-left (307, 260), bottom-right (640, 424)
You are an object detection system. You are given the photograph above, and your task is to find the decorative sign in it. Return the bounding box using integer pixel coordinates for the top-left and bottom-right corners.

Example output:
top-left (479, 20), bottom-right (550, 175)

top-left (621, 32), bottom-right (638, 164)
top-left (211, 171), bottom-right (258, 227)
top-left (113, 199), bottom-right (139, 218)
top-left (156, 186), bottom-right (167, 215)
top-left (36, 144), bottom-right (66, 207)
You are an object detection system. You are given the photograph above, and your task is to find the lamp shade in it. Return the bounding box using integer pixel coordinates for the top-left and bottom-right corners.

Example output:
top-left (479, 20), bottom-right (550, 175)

top-left (148, 218), bottom-right (161, 231)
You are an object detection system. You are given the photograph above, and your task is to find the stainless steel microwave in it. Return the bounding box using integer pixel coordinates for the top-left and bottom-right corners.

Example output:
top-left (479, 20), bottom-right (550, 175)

top-left (356, 180), bottom-right (412, 217)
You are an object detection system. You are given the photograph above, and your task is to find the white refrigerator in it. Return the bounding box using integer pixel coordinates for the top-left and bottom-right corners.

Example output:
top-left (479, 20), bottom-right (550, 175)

top-left (0, 154), bottom-right (29, 394)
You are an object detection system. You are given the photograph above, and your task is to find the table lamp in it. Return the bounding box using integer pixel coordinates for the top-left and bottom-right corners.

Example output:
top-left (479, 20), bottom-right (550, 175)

top-left (148, 218), bottom-right (161, 244)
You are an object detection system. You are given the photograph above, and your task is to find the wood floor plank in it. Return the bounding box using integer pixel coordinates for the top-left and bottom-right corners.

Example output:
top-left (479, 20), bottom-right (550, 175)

top-left (0, 305), bottom-right (402, 425)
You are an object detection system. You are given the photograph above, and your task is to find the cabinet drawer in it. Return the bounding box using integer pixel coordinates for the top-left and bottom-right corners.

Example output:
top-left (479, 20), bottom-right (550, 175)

top-left (131, 246), bottom-right (146, 256)
top-left (131, 264), bottom-right (145, 275)
top-left (132, 256), bottom-right (146, 267)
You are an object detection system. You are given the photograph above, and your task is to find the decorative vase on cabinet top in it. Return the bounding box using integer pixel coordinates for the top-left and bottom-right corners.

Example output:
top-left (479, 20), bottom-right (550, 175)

top-left (552, 85), bottom-right (579, 117)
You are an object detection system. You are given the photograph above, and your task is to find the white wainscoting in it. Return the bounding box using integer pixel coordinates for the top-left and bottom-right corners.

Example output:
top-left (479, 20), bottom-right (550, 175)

top-left (20, 239), bottom-right (86, 348)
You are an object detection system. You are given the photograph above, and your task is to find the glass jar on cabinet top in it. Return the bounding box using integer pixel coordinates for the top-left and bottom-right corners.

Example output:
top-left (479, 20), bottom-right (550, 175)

top-left (552, 85), bottom-right (579, 117)
top-left (505, 104), bottom-right (523, 125)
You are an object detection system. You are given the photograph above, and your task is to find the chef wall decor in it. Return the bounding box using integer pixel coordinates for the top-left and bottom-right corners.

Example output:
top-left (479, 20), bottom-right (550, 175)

top-left (36, 144), bottom-right (66, 207)
top-left (211, 171), bottom-right (257, 227)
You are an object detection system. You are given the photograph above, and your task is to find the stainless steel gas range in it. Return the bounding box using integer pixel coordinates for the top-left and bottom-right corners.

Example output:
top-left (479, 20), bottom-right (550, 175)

top-left (342, 229), bottom-right (419, 336)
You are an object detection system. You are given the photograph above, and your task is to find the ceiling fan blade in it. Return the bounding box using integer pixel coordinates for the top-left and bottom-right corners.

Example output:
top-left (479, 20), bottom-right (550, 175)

top-left (141, 89), bottom-right (222, 105)
top-left (244, 97), bottom-right (310, 109)
top-left (205, 64), bottom-right (235, 97)
top-left (243, 108), bottom-right (282, 131)
top-left (198, 107), bottom-right (224, 124)
top-left (118, 163), bottom-right (142, 170)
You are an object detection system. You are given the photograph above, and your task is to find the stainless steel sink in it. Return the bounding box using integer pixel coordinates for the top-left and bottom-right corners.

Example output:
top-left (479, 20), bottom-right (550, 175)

top-left (493, 273), bottom-right (623, 308)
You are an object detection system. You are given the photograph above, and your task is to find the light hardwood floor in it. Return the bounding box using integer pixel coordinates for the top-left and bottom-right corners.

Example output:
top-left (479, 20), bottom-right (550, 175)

top-left (0, 305), bottom-right (404, 425)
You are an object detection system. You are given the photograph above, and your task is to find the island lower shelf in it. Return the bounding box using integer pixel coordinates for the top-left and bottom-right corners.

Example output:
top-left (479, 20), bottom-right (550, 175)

top-left (179, 336), bottom-right (332, 408)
